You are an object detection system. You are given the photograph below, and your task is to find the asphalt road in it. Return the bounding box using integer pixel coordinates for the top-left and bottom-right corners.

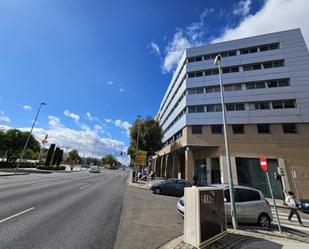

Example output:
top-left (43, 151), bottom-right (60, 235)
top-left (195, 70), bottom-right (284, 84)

top-left (0, 169), bottom-right (128, 249)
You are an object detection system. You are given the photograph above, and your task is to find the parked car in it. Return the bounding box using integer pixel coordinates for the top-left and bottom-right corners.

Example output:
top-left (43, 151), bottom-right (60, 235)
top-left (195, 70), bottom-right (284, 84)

top-left (89, 165), bottom-right (100, 173)
top-left (147, 179), bottom-right (166, 190)
top-left (300, 199), bottom-right (309, 213)
top-left (177, 184), bottom-right (273, 228)
top-left (151, 178), bottom-right (192, 196)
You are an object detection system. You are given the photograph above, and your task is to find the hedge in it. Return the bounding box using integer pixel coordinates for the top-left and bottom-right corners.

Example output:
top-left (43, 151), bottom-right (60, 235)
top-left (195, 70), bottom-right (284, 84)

top-left (36, 165), bottom-right (66, 171)
top-left (0, 161), bottom-right (37, 168)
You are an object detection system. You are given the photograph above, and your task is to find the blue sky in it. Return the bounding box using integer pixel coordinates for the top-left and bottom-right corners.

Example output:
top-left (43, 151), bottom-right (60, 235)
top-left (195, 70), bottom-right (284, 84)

top-left (0, 0), bottom-right (308, 164)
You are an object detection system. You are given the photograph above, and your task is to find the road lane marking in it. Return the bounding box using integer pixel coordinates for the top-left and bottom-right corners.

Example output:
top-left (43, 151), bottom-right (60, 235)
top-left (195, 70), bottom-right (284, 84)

top-left (0, 207), bottom-right (35, 224)
top-left (80, 184), bottom-right (89, 189)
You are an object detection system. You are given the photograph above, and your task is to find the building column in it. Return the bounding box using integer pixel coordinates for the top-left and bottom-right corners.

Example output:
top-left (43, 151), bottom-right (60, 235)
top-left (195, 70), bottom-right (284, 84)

top-left (176, 154), bottom-right (182, 179)
top-left (185, 147), bottom-right (194, 183)
top-left (278, 158), bottom-right (291, 193)
top-left (206, 158), bottom-right (212, 184)
top-left (165, 154), bottom-right (170, 178)
top-left (172, 153), bottom-right (178, 178)
top-left (155, 157), bottom-right (161, 177)
top-left (160, 156), bottom-right (165, 178)
top-left (220, 156), bottom-right (238, 184)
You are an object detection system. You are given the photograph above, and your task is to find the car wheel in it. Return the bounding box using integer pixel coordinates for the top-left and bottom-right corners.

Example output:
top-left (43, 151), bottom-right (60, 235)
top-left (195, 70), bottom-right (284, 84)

top-left (154, 188), bottom-right (161, 194)
top-left (258, 213), bottom-right (270, 228)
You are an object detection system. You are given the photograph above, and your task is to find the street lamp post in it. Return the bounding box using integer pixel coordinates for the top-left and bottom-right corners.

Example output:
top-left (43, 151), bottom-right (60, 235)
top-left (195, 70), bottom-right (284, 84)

top-left (15, 102), bottom-right (46, 173)
top-left (214, 54), bottom-right (238, 230)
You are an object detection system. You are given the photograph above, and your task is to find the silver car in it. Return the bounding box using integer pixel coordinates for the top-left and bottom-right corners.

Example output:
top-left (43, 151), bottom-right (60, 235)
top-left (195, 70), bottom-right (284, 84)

top-left (177, 184), bottom-right (273, 228)
top-left (89, 165), bottom-right (100, 173)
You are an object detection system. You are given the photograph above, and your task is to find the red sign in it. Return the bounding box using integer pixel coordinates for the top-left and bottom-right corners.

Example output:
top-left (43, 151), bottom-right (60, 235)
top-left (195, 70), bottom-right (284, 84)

top-left (260, 156), bottom-right (268, 172)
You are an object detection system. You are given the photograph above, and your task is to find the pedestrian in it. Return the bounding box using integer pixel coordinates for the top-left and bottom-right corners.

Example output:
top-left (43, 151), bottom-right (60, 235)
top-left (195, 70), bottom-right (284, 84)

top-left (193, 175), bottom-right (198, 186)
top-left (285, 191), bottom-right (304, 226)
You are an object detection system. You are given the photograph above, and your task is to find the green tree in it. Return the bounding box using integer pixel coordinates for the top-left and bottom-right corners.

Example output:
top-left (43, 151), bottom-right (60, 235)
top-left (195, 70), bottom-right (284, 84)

top-left (45, 144), bottom-right (55, 166)
top-left (67, 149), bottom-right (80, 162)
top-left (101, 154), bottom-right (120, 166)
top-left (1, 129), bottom-right (40, 162)
top-left (56, 149), bottom-right (64, 166)
top-left (127, 117), bottom-right (162, 162)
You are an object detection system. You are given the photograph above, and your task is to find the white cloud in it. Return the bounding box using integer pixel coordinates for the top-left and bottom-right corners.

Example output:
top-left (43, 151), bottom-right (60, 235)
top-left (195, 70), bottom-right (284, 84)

top-left (162, 9), bottom-right (213, 73)
top-left (114, 119), bottom-right (131, 136)
top-left (94, 124), bottom-right (102, 130)
top-left (105, 118), bottom-right (131, 137)
top-left (0, 115), bottom-right (10, 123)
top-left (213, 0), bottom-right (309, 46)
top-left (232, 0), bottom-right (252, 16)
top-left (86, 112), bottom-right (94, 121)
top-left (104, 118), bottom-right (113, 123)
top-left (22, 105), bottom-right (32, 112)
top-left (148, 42), bottom-right (161, 56)
top-left (64, 109), bottom-right (80, 122)
top-left (48, 116), bottom-right (63, 129)
top-left (0, 118), bottom-right (129, 165)
top-left (107, 80), bottom-right (114, 85)
top-left (0, 110), bottom-right (4, 115)
top-left (119, 88), bottom-right (124, 92)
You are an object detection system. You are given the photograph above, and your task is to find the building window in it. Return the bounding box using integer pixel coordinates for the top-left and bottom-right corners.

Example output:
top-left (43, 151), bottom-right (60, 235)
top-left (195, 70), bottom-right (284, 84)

top-left (257, 124), bottom-right (271, 133)
top-left (246, 82), bottom-right (266, 90)
top-left (188, 106), bottom-right (196, 113)
top-left (249, 102), bottom-right (270, 110)
top-left (196, 87), bottom-right (204, 94)
top-left (233, 124), bottom-right (244, 134)
top-left (226, 103), bottom-right (245, 111)
top-left (259, 43), bottom-right (280, 52)
top-left (196, 105), bottom-right (204, 112)
top-left (240, 46), bottom-right (258, 54)
top-left (211, 125), bottom-right (222, 134)
top-left (283, 100), bottom-right (296, 108)
top-left (192, 125), bottom-right (202, 134)
top-left (282, 123), bottom-right (297, 133)
top-left (188, 88), bottom-right (195, 95)
top-left (207, 104), bottom-right (222, 112)
top-left (224, 84), bottom-right (241, 91)
top-left (188, 105), bottom-right (205, 113)
top-left (206, 86), bottom-right (220, 93)
top-left (272, 100), bottom-right (296, 109)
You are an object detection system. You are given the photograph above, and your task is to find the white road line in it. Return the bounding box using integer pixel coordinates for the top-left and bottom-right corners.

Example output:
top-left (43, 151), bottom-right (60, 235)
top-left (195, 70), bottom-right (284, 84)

top-left (80, 184), bottom-right (89, 190)
top-left (0, 207), bottom-right (35, 224)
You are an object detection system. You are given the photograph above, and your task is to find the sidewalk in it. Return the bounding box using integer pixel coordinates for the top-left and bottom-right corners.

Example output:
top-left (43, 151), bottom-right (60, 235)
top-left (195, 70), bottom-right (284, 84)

top-left (0, 171), bottom-right (26, 176)
top-left (160, 226), bottom-right (309, 249)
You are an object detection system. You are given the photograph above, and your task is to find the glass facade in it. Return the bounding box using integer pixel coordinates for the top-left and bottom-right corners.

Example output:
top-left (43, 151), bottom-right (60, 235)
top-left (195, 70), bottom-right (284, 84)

top-left (236, 157), bottom-right (284, 199)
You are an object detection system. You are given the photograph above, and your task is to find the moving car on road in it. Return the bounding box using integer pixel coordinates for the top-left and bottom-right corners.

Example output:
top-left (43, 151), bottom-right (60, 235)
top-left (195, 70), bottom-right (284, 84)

top-left (177, 184), bottom-right (273, 228)
top-left (151, 178), bottom-right (191, 196)
top-left (89, 165), bottom-right (100, 173)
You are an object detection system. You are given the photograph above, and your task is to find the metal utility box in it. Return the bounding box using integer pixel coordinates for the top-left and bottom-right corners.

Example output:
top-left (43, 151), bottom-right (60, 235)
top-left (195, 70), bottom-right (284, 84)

top-left (184, 187), bottom-right (226, 248)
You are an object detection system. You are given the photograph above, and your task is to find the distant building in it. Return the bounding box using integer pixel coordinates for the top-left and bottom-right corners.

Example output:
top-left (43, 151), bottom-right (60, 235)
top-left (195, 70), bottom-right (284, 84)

top-left (151, 29), bottom-right (309, 199)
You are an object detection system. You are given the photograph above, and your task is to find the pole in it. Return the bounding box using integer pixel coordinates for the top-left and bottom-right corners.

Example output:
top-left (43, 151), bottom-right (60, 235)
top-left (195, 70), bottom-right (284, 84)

top-left (291, 170), bottom-right (299, 201)
top-left (134, 116), bottom-right (141, 182)
top-left (15, 102), bottom-right (46, 173)
top-left (217, 56), bottom-right (237, 229)
top-left (266, 171), bottom-right (282, 233)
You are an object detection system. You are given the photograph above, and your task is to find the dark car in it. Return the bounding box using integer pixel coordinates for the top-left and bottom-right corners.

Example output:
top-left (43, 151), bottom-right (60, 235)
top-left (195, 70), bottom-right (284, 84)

top-left (150, 178), bottom-right (192, 196)
top-left (300, 199), bottom-right (309, 213)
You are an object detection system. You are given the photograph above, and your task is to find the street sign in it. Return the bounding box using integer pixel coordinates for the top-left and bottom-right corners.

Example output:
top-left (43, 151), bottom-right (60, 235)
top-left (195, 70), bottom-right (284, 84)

top-left (259, 156), bottom-right (268, 172)
top-left (134, 150), bottom-right (147, 166)
top-left (261, 156), bottom-right (281, 234)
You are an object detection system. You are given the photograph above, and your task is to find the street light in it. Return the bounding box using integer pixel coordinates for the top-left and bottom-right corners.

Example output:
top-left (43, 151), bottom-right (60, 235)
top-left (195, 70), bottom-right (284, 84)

top-left (214, 54), bottom-right (238, 230)
top-left (15, 102), bottom-right (46, 173)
